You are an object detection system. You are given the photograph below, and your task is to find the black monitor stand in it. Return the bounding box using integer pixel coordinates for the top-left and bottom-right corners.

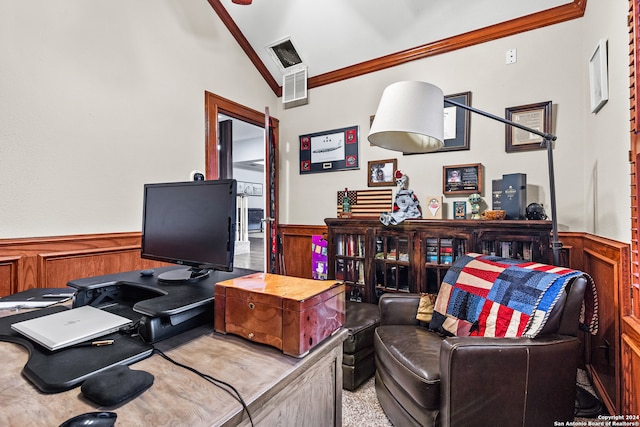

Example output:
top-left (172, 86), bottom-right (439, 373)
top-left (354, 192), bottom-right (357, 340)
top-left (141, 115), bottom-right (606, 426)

top-left (156, 267), bottom-right (210, 284)
top-left (68, 266), bottom-right (258, 343)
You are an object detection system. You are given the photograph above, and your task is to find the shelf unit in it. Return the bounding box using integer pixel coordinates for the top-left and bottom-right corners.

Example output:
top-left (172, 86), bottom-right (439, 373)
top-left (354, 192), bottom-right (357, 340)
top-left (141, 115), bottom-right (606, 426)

top-left (325, 218), bottom-right (552, 304)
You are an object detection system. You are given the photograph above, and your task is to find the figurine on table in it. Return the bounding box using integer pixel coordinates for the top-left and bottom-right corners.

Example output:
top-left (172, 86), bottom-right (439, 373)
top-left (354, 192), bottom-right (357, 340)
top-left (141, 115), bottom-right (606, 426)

top-left (468, 193), bottom-right (482, 220)
top-left (380, 170), bottom-right (422, 226)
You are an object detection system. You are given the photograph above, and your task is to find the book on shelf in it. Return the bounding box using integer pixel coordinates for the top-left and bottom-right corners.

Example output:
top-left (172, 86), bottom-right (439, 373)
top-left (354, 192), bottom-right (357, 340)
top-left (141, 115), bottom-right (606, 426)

top-left (500, 241), bottom-right (512, 258)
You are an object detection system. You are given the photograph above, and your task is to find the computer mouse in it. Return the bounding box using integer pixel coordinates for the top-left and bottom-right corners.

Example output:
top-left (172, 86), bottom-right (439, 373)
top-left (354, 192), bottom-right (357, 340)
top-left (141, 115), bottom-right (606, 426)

top-left (59, 411), bottom-right (117, 427)
top-left (139, 269), bottom-right (155, 277)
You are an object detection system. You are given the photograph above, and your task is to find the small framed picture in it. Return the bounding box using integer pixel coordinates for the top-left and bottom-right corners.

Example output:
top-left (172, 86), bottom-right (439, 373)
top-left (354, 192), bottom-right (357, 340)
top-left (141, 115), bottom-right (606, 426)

top-left (425, 196), bottom-right (443, 219)
top-left (589, 39), bottom-right (609, 113)
top-left (443, 163), bottom-right (483, 195)
top-left (505, 101), bottom-right (552, 153)
top-left (453, 201), bottom-right (466, 219)
top-left (367, 159), bottom-right (397, 187)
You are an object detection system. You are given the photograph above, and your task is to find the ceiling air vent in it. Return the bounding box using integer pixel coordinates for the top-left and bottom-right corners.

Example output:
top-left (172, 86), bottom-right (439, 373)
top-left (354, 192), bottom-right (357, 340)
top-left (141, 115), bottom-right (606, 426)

top-left (267, 37), bottom-right (303, 72)
top-left (282, 66), bottom-right (308, 107)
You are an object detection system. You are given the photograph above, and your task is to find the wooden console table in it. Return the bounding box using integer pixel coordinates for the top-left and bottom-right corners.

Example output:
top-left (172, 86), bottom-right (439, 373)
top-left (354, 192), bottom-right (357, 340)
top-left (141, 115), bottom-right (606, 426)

top-left (0, 310), bottom-right (347, 426)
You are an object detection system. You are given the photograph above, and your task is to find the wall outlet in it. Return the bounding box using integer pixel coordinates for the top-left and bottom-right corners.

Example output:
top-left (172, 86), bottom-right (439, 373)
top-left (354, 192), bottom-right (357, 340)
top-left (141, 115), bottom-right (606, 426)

top-left (506, 48), bottom-right (517, 64)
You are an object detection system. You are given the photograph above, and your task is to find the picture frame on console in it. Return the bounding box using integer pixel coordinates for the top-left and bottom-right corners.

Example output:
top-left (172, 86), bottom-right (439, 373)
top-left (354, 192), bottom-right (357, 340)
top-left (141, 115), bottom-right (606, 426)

top-left (443, 163), bottom-right (483, 195)
top-left (505, 101), bottom-right (552, 153)
top-left (367, 159), bottom-right (397, 187)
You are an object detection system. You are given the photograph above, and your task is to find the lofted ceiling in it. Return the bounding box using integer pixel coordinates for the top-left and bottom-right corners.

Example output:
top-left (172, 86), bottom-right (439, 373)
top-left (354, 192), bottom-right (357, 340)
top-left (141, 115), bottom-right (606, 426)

top-left (208, 0), bottom-right (586, 96)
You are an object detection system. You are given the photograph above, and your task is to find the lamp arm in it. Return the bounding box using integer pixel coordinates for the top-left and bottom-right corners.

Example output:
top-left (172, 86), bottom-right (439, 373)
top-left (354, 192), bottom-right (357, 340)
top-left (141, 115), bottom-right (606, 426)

top-left (445, 99), bottom-right (557, 142)
top-left (445, 98), bottom-right (562, 265)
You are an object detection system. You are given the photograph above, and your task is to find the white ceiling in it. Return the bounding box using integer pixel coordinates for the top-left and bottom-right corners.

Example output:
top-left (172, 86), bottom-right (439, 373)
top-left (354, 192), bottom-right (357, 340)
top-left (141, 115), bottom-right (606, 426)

top-left (218, 0), bottom-right (572, 83)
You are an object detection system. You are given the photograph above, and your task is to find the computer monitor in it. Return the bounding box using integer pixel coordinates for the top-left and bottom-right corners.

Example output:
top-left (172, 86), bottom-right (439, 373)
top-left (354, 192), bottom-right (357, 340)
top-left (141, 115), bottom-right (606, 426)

top-left (141, 179), bottom-right (237, 283)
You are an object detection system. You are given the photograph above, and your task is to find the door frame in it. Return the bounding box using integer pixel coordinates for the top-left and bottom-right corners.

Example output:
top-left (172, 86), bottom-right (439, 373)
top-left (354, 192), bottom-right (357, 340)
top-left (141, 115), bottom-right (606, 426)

top-left (204, 92), bottom-right (280, 273)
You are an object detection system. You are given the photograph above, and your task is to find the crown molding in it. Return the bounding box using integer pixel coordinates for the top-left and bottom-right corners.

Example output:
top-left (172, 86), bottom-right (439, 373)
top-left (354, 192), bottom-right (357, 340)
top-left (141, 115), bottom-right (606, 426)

top-left (208, 0), bottom-right (586, 96)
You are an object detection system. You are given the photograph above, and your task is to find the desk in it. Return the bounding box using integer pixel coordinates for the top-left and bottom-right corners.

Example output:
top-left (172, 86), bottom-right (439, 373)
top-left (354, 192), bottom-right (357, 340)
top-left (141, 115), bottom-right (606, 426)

top-left (0, 311), bottom-right (347, 427)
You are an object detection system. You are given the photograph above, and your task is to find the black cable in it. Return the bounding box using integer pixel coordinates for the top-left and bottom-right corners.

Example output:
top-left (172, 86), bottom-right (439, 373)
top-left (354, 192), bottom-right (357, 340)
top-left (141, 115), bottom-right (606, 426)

top-left (152, 347), bottom-right (254, 427)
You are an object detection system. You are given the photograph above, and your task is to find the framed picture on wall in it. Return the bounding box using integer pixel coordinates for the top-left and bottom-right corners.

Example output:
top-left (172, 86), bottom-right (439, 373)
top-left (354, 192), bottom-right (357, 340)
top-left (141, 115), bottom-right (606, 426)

top-left (299, 126), bottom-right (359, 174)
top-left (237, 181), bottom-right (263, 196)
top-left (403, 91), bottom-right (471, 155)
top-left (443, 163), bottom-right (483, 195)
top-left (367, 159), bottom-right (397, 187)
top-left (505, 101), bottom-right (552, 153)
top-left (589, 39), bottom-right (609, 113)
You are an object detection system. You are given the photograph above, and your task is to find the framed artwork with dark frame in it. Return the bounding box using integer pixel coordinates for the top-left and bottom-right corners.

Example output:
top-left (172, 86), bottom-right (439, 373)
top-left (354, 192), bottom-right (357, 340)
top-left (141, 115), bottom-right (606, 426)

top-left (367, 158), bottom-right (397, 187)
top-left (403, 91), bottom-right (471, 155)
top-left (441, 91), bottom-right (471, 152)
top-left (505, 101), bottom-right (552, 153)
top-left (299, 125), bottom-right (359, 174)
top-left (443, 163), bottom-right (483, 195)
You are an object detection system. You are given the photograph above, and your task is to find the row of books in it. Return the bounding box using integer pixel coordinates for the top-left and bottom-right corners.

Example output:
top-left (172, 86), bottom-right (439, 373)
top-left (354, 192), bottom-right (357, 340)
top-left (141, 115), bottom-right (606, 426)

top-left (335, 259), bottom-right (365, 283)
top-left (481, 241), bottom-right (533, 261)
top-left (335, 235), bottom-right (366, 257)
top-left (425, 238), bottom-right (465, 265)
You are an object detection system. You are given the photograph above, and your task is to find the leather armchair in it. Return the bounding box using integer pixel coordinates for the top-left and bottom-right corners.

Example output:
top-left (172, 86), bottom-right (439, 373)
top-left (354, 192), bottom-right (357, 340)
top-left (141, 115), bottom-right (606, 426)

top-left (374, 276), bottom-right (587, 427)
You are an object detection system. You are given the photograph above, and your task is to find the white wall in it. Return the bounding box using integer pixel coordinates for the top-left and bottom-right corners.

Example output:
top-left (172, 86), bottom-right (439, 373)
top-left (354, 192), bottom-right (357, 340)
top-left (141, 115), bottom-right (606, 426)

top-left (0, 0), bottom-right (277, 238)
top-left (0, 0), bottom-right (631, 244)
top-left (580, 0), bottom-right (630, 240)
top-left (275, 0), bottom-right (631, 243)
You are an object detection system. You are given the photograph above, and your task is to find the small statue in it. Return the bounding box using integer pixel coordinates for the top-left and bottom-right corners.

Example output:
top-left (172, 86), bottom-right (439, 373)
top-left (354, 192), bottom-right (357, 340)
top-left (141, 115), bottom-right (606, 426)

top-left (380, 170), bottom-right (422, 225)
top-left (468, 193), bottom-right (482, 220)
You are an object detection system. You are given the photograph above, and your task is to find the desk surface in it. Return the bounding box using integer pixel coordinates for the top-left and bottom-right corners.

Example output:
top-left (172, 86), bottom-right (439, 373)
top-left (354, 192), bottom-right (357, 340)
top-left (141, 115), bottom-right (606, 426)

top-left (0, 308), bottom-right (346, 427)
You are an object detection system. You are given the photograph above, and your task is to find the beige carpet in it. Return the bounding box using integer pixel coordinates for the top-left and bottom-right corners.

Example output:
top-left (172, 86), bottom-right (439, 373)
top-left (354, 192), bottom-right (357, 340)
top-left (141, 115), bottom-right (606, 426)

top-left (342, 369), bottom-right (600, 426)
top-left (342, 377), bottom-right (392, 427)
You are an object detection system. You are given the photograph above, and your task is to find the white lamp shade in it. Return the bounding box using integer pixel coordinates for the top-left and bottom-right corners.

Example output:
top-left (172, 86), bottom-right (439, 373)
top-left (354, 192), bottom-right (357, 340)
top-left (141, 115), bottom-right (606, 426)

top-left (368, 81), bottom-right (445, 153)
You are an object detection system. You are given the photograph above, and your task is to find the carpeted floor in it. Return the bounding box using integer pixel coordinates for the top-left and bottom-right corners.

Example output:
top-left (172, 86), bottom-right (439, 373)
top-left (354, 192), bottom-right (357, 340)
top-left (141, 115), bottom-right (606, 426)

top-left (343, 377), bottom-right (392, 427)
top-left (342, 369), bottom-right (601, 426)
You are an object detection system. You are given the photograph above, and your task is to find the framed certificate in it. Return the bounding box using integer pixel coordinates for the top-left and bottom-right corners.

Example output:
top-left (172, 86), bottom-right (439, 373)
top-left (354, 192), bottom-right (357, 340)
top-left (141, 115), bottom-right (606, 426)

top-left (505, 101), bottom-right (552, 153)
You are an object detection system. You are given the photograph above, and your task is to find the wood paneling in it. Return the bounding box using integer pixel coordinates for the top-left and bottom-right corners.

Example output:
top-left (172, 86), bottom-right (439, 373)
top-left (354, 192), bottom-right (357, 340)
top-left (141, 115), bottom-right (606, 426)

top-left (0, 226), bottom-right (328, 296)
top-left (1, 228), bottom-right (634, 414)
top-left (0, 233), bottom-right (165, 296)
top-left (277, 224), bottom-right (327, 279)
top-left (560, 232), bottom-right (630, 415)
top-left (622, 324), bottom-right (640, 416)
top-left (624, 0), bottom-right (640, 416)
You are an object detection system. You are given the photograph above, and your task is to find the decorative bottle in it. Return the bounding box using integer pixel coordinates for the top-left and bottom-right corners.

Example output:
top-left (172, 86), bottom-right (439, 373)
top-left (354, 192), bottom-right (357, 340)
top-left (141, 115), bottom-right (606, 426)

top-left (342, 188), bottom-right (351, 213)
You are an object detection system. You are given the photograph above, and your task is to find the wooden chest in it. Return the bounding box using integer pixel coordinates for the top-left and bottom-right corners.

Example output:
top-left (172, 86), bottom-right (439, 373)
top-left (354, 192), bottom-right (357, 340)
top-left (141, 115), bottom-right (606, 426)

top-left (214, 273), bottom-right (345, 357)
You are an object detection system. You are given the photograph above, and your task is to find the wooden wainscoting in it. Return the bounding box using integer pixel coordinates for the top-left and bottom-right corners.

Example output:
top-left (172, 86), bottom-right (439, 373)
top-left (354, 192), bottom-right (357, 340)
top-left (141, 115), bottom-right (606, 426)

top-left (559, 232), bottom-right (631, 415)
top-left (0, 226), bottom-right (329, 296)
top-left (277, 224), bottom-right (327, 279)
top-left (0, 233), bottom-right (165, 296)
top-left (2, 227), bottom-right (635, 415)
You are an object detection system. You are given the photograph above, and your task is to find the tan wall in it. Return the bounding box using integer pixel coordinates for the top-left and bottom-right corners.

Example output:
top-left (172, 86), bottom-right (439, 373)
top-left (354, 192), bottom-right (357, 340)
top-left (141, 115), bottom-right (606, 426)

top-left (274, 0), bottom-right (630, 244)
top-left (0, 1), bottom-right (278, 239)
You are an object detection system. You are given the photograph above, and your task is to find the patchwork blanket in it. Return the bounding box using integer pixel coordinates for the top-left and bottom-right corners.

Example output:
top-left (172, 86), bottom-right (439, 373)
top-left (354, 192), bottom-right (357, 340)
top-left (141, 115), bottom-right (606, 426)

top-left (430, 253), bottom-right (598, 338)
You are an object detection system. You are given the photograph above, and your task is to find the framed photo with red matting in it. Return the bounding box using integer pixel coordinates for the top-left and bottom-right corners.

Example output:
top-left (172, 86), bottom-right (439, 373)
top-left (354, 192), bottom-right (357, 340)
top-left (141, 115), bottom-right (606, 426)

top-left (299, 126), bottom-right (359, 174)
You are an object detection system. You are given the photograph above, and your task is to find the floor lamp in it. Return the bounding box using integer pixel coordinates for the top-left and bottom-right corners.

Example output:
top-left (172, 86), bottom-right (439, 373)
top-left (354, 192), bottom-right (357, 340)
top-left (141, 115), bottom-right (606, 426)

top-left (368, 81), bottom-right (562, 266)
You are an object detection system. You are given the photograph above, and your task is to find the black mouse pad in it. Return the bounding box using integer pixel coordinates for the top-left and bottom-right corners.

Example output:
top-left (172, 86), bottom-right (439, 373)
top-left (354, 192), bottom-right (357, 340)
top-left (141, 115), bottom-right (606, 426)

top-left (0, 306), bottom-right (154, 393)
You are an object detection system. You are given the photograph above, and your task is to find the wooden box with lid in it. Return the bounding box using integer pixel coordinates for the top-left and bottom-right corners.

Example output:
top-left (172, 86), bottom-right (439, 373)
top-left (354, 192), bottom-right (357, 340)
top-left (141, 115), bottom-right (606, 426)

top-left (214, 273), bottom-right (345, 357)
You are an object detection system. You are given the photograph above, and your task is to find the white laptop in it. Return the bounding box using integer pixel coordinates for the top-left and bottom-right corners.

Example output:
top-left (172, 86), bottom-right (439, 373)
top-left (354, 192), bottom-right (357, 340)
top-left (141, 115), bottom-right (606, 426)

top-left (11, 305), bottom-right (132, 351)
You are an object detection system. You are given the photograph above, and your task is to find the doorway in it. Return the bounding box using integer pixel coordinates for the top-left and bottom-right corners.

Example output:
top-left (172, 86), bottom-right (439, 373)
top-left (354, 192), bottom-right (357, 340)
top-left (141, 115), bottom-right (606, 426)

top-left (204, 92), bottom-right (279, 274)
top-left (219, 113), bottom-right (265, 272)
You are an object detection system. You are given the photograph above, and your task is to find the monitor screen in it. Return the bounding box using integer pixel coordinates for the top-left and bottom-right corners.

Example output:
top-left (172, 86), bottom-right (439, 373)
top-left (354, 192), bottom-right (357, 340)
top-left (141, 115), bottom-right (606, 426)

top-left (141, 179), bottom-right (237, 283)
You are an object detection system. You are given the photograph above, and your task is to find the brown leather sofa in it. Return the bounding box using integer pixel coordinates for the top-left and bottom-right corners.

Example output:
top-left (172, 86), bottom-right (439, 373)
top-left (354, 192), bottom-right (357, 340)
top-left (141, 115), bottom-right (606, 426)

top-left (374, 276), bottom-right (587, 427)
